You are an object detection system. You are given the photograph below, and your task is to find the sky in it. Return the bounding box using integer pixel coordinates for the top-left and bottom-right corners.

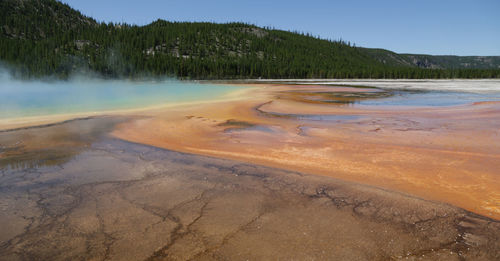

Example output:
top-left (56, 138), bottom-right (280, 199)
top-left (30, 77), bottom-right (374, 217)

top-left (61, 0), bottom-right (500, 56)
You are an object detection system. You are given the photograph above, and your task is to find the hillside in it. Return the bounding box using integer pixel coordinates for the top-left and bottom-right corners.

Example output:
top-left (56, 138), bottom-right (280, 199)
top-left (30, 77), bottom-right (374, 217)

top-left (399, 54), bottom-right (500, 69)
top-left (361, 48), bottom-right (500, 69)
top-left (0, 0), bottom-right (96, 39)
top-left (1, 0), bottom-right (499, 79)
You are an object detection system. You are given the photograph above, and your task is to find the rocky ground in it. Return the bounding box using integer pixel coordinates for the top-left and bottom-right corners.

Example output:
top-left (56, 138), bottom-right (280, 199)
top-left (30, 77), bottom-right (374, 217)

top-left (0, 117), bottom-right (499, 260)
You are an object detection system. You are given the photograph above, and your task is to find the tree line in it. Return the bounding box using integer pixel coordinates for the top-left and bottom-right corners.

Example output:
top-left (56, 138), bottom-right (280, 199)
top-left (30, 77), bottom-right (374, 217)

top-left (1, 0), bottom-right (499, 79)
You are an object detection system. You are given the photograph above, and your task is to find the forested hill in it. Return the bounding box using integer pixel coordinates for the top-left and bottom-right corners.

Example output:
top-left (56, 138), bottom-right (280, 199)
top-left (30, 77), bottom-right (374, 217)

top-left (1, 0), bottom-right (499, 79)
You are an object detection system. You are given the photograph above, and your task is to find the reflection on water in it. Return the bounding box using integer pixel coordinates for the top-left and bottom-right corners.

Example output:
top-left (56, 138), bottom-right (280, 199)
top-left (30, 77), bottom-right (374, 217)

top-left (0, 117), bottom-right (125, 169)
top-left (278, 89), bottom-right (393, 106)
top-left (1, 84), bottom-right (500, 259)
top-left (278, 86), bottom-right (500, 107)
top-left (217, 119), bottom-right (276, 133)
top-left (295, 114), bottom-right (362, 121)
top-left (0, 149), bottom-right (78, 170)
top-left (224, 125), bottom-right (276, 133)
top-left (1, 132), bottom-right (499, 260)
top-left (111, 82), bottom-right (500, 220)
top-left (255, 103), bottom-right (362, 122)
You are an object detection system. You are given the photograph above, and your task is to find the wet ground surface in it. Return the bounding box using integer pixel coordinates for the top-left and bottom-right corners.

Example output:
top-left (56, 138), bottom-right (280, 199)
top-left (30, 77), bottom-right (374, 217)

top-left (275, 88), bottom-right (393, 105)
top-left (273, 83), bottom-right (500, 107)
top-left (1, 118), bottom-right (499, 260)
top-left (113, 84), bottom-right (500, 220)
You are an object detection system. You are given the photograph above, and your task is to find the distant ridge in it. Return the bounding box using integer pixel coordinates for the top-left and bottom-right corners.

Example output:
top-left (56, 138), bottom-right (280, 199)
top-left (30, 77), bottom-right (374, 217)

top-left (362, 48), bottom-right (500, 69)
top-left (1, 0), bottom-right (499, 79)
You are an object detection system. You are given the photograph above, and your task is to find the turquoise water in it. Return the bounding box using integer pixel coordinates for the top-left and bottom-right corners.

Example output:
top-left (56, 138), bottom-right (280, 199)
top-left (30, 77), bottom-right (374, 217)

top-left (3, 76), bottom-right (499, 120)
top-left (0, 76), bottom-right (242, 119)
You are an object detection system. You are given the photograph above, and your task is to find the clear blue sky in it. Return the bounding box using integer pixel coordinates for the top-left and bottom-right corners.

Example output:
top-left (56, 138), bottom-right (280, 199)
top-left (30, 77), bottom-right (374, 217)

top-left (61, 0), bottom-right (500, 56)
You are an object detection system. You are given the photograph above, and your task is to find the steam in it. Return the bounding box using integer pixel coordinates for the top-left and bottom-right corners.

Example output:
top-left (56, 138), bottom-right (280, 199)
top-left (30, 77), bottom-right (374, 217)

top-left (0, 67), bottom-right (237, 120)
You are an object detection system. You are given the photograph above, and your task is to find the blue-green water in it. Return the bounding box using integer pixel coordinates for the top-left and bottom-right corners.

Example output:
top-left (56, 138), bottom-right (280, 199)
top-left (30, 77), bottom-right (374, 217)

top-left (0, 76), bottom-right (242, 119)
top-left (358, 90), bottom-right (500, 107)
top-left (3, 76), bottom-right (500, 120)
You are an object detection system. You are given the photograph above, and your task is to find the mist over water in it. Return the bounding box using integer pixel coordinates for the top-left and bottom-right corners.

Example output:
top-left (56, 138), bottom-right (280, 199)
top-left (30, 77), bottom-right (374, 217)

top-left (0, 71), bottom-right (241, 119)
top-left (2, 69), bottom-right (500, 120)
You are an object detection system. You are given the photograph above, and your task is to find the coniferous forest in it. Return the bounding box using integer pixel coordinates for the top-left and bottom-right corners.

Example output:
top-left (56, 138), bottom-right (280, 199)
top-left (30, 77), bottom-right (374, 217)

top-left (1, 0), bottom-right (500, 79)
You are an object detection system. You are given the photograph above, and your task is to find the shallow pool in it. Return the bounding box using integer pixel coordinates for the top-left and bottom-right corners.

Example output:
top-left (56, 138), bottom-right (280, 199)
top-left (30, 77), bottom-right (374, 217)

top-left (0, 76), bottom-right (242, 119)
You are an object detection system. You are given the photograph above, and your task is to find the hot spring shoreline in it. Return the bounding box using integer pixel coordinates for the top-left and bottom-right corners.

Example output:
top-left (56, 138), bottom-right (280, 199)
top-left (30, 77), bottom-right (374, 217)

top-left (1, 81), bottom-right (500, 221)
top-left (0, 85), bottom-right (255, 131)
top-left (0, 117), bottom-right (499, 260)
top-left (112, 82), bottom-right (500, 220)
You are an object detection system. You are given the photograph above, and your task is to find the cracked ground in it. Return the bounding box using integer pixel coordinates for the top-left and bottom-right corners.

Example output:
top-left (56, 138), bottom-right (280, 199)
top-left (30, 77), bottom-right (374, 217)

top-left (0, 117), bottom-right (499, 260)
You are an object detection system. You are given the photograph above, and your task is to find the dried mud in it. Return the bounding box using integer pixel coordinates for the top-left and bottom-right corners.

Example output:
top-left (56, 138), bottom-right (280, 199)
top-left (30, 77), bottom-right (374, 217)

top-left (0, 117), bottom-right (499, 260)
